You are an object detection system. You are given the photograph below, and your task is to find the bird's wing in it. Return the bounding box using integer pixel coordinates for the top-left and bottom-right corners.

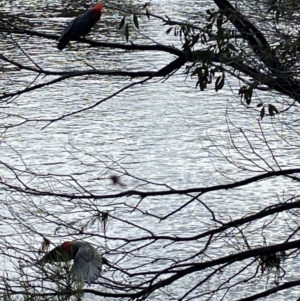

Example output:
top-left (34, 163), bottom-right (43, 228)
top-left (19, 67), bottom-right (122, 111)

top-left (39, 246), bottom-right (70, 263)
top-left (61, 19), bottom-right (75, 36)
top-left (72, 243), bottom-right (103, 284)
top-left (57, 19), bottom-right (76, 50)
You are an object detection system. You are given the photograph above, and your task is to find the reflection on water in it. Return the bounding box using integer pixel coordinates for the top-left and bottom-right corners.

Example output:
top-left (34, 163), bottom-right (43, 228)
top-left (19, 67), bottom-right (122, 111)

top-left (1, 0), bottom-right (300, 300)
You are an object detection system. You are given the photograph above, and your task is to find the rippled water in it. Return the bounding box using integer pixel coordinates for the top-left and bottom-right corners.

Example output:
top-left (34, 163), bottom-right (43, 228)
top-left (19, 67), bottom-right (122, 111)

top-left (1, 0), bottom-right (300, 300)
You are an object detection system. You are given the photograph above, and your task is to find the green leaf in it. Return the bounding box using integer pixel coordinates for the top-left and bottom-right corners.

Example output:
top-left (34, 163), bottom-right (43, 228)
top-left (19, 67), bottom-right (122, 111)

top-left (260, 107), bottom-right (265, 120)
top-left (133, 14), bottom-right (139, 29)
top-left (268, 104), bottom-right (279, 117)
top-left (165, 27), bottom-right (173, 35)
top-left (206, 23), bottom-right (212, 32)
top-left (191, 34), bottom-right (200, 47)
top-left (217, 15), bottom-right (223, 28)
top-left (271, 104), bottom-right (279, 114)
top-left (146, 8), bottom-right (150, 20)
top-left (119, 16), bottom-right (125, 30)
top-left (246, 94), bottom-right (252, 105)
top-left (215, 73), bottom-right (225, 92)
top-left (200, 33), bottom-right (207, 44)
top-left (246, 88), bottom-right (253, 105)
top-left (125, 23), bottom-right (129, 42)
top-left (239, 85), bottom-right (253, 105)
top-left (228, 43), bottom-right (237, 51)
top-left (143, 2), bottom-right (150, 9)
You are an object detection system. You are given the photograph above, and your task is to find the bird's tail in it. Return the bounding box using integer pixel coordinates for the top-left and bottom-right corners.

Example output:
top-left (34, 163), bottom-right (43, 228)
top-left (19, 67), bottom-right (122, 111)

top-left (57, 37), bottom-right (69, 50)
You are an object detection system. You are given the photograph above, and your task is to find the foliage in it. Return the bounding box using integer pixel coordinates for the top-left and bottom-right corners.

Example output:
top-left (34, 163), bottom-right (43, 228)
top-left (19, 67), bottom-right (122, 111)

top-left (0, 0), bottom-right (300, 300)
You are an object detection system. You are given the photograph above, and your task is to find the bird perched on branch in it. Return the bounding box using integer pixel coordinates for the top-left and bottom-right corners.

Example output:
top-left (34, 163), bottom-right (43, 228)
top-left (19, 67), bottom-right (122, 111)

top-left (39, 240), bottom-right (108, 284)
top-left (57, 3), bottom-right (104, 50)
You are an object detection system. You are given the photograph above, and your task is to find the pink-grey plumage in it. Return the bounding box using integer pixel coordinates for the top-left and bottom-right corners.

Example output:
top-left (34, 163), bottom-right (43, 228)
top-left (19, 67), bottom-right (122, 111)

top-left (39, 241), bottom-right (107, 284)
top-left (57, 4), bottom-right (104, 50)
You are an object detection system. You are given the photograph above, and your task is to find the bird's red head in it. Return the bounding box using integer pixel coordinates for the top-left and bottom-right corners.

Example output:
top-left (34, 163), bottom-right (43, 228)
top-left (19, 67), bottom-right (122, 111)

top-left (90, 4), bottom-right (104, 21)
top-left (61, 241), bottom-right (73, 253)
